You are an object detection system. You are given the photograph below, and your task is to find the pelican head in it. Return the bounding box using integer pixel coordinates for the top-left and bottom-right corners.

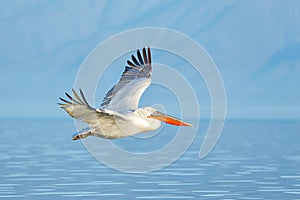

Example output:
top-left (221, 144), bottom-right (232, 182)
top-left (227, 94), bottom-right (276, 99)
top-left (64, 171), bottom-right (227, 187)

top-left (135, 107), bottom-right (192, 131)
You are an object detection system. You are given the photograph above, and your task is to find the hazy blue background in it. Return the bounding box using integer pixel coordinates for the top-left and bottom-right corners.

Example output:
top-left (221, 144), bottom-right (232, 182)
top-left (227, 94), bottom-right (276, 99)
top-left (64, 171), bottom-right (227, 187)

top-left (1, 2), bottom-right (300, 199)
top-left (1, 0), bottom-right (299, 119)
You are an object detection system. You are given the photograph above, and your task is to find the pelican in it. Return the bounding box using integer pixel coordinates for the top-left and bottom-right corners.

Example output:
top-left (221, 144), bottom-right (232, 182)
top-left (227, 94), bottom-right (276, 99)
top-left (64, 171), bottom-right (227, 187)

top-left (58, 47), bottom-right (192, 140)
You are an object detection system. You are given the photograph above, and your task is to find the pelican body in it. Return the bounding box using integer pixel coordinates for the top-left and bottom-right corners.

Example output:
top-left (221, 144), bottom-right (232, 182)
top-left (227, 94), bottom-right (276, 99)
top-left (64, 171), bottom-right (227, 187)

top-left (58, 47), bottom-right (192, 140)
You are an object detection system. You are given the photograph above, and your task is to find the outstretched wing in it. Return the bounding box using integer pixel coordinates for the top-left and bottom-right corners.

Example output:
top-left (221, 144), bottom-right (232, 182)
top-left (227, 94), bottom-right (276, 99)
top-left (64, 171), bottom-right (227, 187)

top-left (101, 47), bottom-right (152, 113)
top-left (58, 89), bottom-right (113, 126)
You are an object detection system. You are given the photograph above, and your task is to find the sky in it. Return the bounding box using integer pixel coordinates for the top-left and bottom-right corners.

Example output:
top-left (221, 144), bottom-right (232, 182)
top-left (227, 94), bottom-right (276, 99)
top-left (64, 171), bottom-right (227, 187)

top-left (0, 0), bottom-right (299, 119)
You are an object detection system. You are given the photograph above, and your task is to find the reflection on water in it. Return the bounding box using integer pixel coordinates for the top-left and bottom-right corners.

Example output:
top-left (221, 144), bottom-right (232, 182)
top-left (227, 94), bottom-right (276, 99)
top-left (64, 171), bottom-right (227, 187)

top-left (0, 119), bottom-right (300, 199)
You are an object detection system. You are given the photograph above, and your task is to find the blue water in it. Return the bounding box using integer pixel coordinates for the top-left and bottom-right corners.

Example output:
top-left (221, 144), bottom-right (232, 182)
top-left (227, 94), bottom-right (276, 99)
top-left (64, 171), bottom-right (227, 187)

top-left (1, 119), bottom-right (300, 199)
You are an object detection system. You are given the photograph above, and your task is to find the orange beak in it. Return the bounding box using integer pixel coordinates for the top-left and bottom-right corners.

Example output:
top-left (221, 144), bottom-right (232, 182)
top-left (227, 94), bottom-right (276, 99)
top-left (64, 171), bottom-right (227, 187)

top-left (147, 111), bottom-right (192, 127)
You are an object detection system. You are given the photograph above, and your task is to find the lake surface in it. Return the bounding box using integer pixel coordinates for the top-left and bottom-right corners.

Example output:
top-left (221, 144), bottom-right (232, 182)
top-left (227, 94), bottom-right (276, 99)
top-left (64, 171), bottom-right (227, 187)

top-left (0, 119), bottom-right (300, 199)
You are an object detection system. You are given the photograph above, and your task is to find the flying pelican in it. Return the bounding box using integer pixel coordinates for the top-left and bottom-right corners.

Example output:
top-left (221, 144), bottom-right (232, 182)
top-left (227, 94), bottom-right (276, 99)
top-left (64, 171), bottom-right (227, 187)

top-left (58, 47), bottom-right (192, 140)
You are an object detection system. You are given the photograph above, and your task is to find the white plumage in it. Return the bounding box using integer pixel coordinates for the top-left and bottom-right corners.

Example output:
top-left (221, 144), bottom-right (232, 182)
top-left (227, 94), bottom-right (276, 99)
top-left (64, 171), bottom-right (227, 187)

top-left (58, 47), bottom-right (191, 140)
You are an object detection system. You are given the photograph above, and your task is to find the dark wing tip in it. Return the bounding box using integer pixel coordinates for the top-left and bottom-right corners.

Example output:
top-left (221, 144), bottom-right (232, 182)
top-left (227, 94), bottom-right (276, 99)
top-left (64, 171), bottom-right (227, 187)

top-left (72, 89), bottom-right (84, 104)
top-left (147, 46), bottom-right (152, 68)
top-left (137, 49), bottom-right (144, 65)
top-left (131, 54), bottom-right (140, 66)
top-left (142, 47), bottom-right (148, 65)
top-left (79, 89), bottom-right (93, 109)
top-left (100, 47), bottom-right (152, 108)
top-left (59, 89), bottom-right (95, 109)
top-left (65, 92), bottom-right (72, 99)
top-left (59, 97), bottom-right (71, 104)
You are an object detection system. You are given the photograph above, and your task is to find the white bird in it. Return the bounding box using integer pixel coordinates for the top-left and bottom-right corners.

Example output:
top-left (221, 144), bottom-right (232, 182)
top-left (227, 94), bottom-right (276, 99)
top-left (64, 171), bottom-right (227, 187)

top-left (58, 47), bottom-right (192, 140)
